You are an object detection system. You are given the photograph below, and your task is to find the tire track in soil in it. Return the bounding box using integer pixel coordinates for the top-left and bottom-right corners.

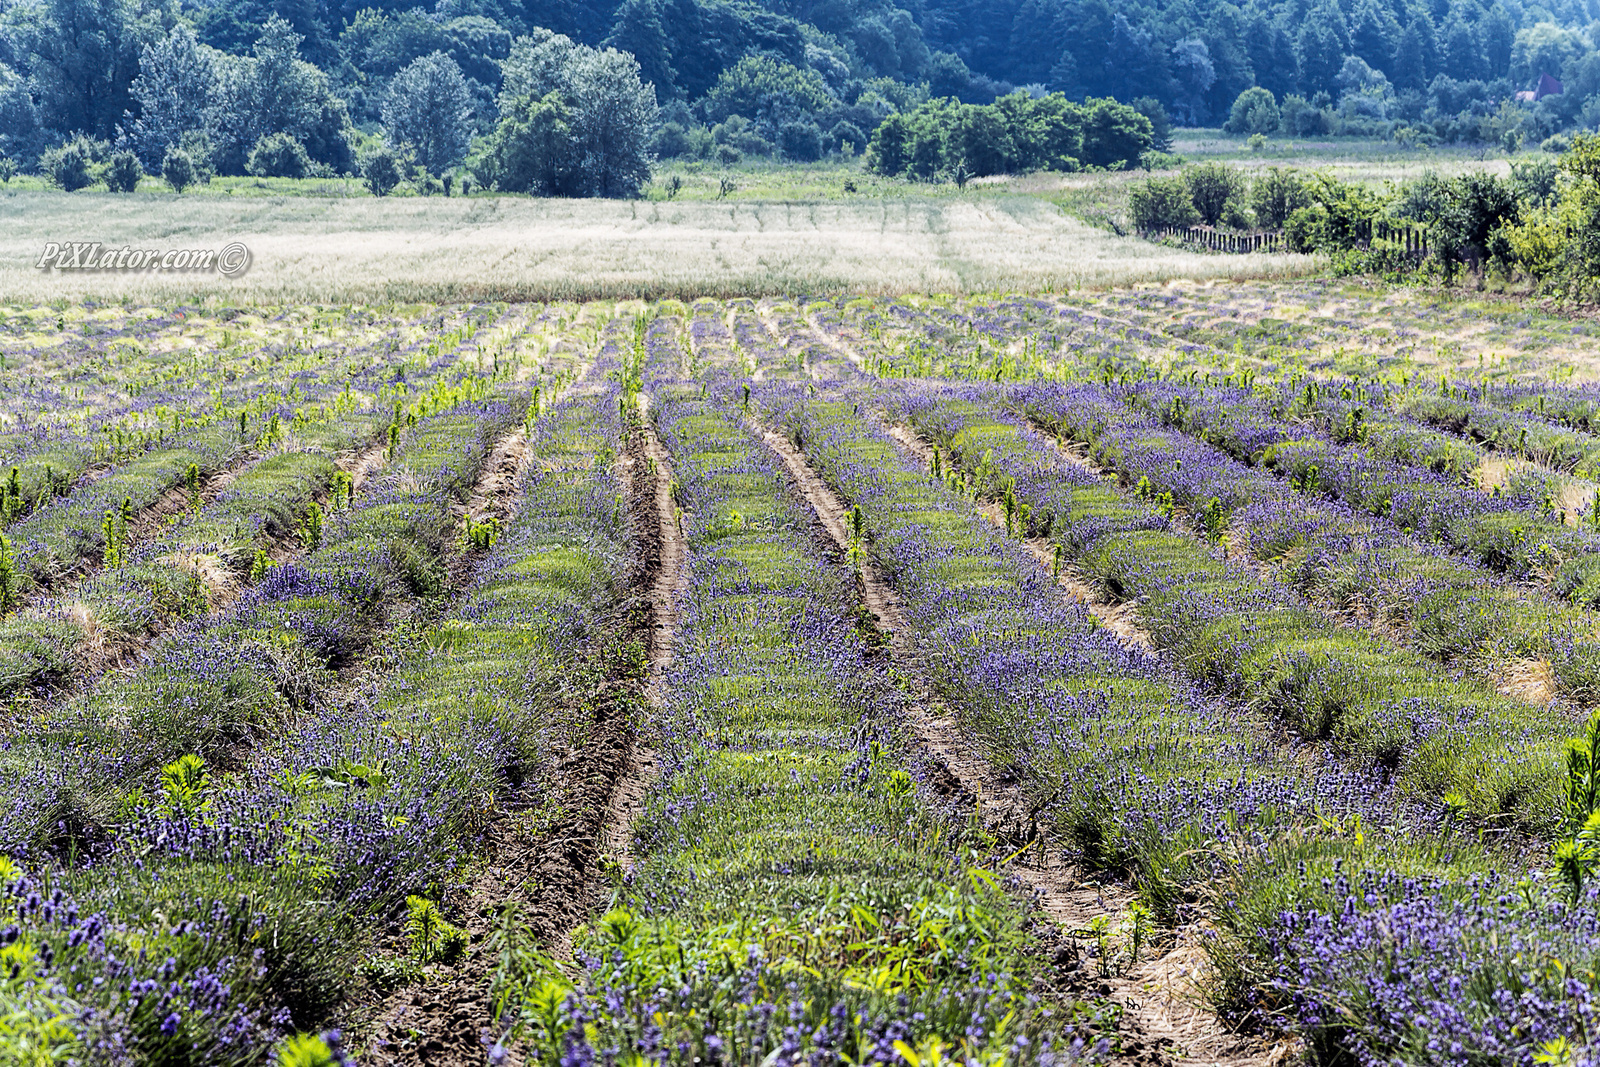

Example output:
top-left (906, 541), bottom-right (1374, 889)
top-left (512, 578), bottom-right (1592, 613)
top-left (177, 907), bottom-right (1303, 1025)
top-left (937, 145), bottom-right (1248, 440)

top-left (600, 393), bottom-right (686, 884)
top-left (445, 428), bottom-right (532, 589)
top-left (362, 390), bottom-right (677, 1067)
top-left (752, 416), bottom-right (1276, 1067)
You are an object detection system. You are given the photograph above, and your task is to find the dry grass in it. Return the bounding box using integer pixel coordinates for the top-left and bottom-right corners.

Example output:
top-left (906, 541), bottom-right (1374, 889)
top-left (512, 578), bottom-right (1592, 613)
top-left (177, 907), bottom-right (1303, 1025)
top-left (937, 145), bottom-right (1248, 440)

top-left (0, 189), bottom-right (1316, 305)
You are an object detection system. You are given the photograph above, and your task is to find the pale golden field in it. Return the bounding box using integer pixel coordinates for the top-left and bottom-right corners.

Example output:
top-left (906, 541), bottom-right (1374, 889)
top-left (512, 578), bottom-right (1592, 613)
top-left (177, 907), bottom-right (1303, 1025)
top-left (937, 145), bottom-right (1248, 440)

top-left (0, 188), bottom-right (1316, 304)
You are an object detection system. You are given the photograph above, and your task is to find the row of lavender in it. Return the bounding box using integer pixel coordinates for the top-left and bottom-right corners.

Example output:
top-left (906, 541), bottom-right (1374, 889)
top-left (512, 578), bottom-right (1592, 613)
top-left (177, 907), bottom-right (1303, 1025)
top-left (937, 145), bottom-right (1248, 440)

top-left (0, 311), bottom-right (616, 1061)
top-left (0, 306), bottom-right (433, 528)
top-left (0, 306), bottom-right (527, 709)
top-left (0, 305), bottom-right (489, 585)
top-left (486, 315), bottom-right (1088, 1064)
top-left (812, 296), bottom-right (1600, 694)
top-left (790, 374), bottom-right (1600, 1066)
top-left (751, 295), bottom-right (1600, 1065)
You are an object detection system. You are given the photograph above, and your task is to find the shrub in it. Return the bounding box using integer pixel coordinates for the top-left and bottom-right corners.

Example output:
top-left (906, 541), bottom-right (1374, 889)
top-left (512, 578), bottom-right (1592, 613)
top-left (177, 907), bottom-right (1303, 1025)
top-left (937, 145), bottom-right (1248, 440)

top-left (362, 146), bottom-right (403, 197)
top-left (1130, 175), bottom-right (1200, 230)
top-left (1510, 158), bottom-right (1560, 207)
top-left (1285, 203), bottom-right (1331, 252)
top-left (651, 121), bottom-right (694, 159)
top-left (1225, 87), bottom-right (1280, 135)
top-left (1249, 167), bottom-right (1312, 229)
top-left (162, 147), bottom-right (195, 193)
top-left (247, 133), bottom-right (311, 179)
top-left (713, 115), bottom-right (772, 158)
top-left (828, 120), bottom-right (866, 156)
top-left (104, 149), bottom-right (142, 193)
top-left (1185, 162), bottom-right (1247, 226)
top-left (1281, 93), bottom-right (1331, 136)
top-left (778, 121), bottom-right (823, 162)
top-left (41, 137), bottom-right (101, 191)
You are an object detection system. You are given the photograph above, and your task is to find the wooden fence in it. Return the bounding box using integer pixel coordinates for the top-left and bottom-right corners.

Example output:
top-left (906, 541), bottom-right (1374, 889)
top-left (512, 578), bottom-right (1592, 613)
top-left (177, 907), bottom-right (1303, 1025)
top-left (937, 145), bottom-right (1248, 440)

top-left (1140, 220), bottom-right (1431, 256)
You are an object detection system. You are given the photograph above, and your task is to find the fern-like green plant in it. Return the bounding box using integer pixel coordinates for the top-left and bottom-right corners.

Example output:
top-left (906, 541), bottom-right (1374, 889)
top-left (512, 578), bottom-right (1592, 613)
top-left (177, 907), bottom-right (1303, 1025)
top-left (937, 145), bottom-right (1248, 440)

top-left (101, 510), bottom-right (123, 568)
top-left (330, 471), bottom-right (354, 509)
top-left (302, 502), bottom-right (323, 549)
top-left (465, 516), bottom-right (501, 550)
top-left (406, 895), bottom-right (466, 963)
top-left (1555, 709), bottom-right (1600, 899)
top-left (160, 753), bottom-right (210, 818)
top-left (1, 466), bottom-right (18, 522)
top-left (275, 1031), bottom-right (349, 1067)
top-left (0, 532), bottom-right (16, 614)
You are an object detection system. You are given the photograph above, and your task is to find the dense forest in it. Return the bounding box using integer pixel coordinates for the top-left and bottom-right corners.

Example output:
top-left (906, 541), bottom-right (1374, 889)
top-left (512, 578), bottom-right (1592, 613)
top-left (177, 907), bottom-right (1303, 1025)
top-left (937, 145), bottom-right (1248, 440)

top-left (0, 0), bottom-right (1598, 190)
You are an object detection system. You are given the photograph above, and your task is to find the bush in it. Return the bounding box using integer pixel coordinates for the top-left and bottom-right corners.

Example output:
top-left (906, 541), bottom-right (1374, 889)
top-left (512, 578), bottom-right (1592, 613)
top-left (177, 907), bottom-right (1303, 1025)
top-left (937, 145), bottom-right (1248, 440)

top-left (1130, 175), bottom-right (1200, 230)
top-left (651, 121), bottom-right (694, 159)
top-left (713, 116), bottom-right (772, 158)
top-left (1285, 203), bottom-right (1330, 252)
top-left (1249, 167), bottom-right (1312, 229)
top-left (162, 147), bottom-right (194, 193)
top-left (1281, 93), bottom-right (1331, 136)
top-left (104, 150), bottom-right (142, 193)
top-left (1225, 87), bottom-right (1280, 135)
top-left (1080, 97), bottom-right (1154, 170)
top-left (1185, 163), bottom-right (1247, 226)
top-left (361, 146), bottom-right (403, 197)
top-left (1140, 150), bottom-right (1185, 170)
top-left (827, 121), bottom-right (866, 156)
top-left (1510, 158), bottom-right (1560, 207)
top-left (247, 134), bottom-right (311, 179)
top-left (41, 137), bottom-right (101, 191)
top-left (778, 121), bottom-right (823, 162)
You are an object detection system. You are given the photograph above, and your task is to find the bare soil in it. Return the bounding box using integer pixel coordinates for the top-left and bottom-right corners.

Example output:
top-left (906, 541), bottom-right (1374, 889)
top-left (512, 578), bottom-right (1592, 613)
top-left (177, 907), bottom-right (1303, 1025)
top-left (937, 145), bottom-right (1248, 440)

top-left (360, 395), bottom-right (681, 1066)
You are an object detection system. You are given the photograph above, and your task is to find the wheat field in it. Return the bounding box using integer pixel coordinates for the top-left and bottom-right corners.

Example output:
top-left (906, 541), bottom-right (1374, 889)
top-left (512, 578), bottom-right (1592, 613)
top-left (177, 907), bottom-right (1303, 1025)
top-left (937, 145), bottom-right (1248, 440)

top-left (0, 188), bottom-right (1315, 304)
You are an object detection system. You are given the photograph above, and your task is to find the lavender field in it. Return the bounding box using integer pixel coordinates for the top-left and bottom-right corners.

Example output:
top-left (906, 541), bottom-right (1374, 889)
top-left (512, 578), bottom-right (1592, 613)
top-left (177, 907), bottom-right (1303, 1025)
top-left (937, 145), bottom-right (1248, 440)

top-left (5, 283), bottom-right (1600, 1067)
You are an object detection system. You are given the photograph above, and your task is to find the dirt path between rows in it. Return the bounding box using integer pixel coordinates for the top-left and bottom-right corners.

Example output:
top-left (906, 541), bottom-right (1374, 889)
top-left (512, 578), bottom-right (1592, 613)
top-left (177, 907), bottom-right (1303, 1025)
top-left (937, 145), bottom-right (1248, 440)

top-left (600, 393), bottom-right (686, 883)
top-left (754, 415), bottom-right (1275, 1067)
top-left (362, 386), bottom-right (679, 1067)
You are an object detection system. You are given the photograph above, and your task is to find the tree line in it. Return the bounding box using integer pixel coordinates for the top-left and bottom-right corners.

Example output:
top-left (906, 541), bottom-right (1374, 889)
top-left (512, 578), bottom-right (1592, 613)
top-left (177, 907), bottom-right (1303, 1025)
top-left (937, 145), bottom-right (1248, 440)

top-left (1125, 147), bottom-right (1600, 296)
top-left (3, 0), bottom-right (1600, 196)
